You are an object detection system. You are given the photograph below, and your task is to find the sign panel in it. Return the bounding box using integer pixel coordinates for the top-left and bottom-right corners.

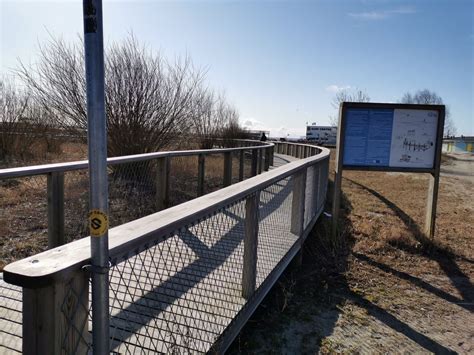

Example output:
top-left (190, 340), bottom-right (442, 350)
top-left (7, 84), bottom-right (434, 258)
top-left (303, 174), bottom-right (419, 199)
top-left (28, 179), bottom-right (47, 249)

top-left (342, 107), bottom-right (439, 169)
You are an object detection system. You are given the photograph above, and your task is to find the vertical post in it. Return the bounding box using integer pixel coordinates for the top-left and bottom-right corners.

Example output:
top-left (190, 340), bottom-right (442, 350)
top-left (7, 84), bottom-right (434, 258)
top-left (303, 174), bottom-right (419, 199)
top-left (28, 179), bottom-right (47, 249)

top-left (285, 144), bottom-right (289, 155)
top-left (47, 171), bottom-right (65, 248)
top-left (156, 156), bottom-right (170, 209)
top-left (251, 149), bottom-right (258, 176)
top-left (197, 154), bottom-right (205, 196)
top-left (424, 107), bottom-right (444, 238)
top-left (22, 271), bottom-right (89, 354)
top-left (264, 147), bottom-right (270, 171)
top-left (223, 151), bottom-right (232, 187)
top-left (258, 149), bottom-right (263, 174)
top-left (291, 169), bottom-right (307, 236)
top-left (83, 0), bottom-right (109, 353)
top-left (242, 192), bottom-right (259, 299)
top-left (332, 104), bottom-right (345, 239)
top-left (239, 150), bottom-right (244, 182)
top-left (424, 173), bottom-right (440, 238)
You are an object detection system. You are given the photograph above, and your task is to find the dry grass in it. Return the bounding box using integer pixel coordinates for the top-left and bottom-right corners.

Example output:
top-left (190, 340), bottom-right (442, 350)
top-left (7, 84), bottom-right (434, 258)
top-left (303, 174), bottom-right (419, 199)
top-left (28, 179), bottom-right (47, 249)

top-left (0, 143), bottom-right (253, 269)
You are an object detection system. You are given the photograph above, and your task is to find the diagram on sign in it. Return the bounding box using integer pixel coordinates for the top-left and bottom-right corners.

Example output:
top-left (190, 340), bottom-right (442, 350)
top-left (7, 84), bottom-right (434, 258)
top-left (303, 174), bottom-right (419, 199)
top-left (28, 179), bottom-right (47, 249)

top-left (389, 109), bottom-right (438, 168)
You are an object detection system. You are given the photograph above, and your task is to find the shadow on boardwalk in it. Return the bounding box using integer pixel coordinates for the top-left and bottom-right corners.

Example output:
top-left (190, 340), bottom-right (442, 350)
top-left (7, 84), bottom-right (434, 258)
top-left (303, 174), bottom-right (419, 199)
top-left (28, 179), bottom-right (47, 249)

top-left (108, 175), bottom-right (294, 352)
top-left (228, 177), bottom-right (469, 354)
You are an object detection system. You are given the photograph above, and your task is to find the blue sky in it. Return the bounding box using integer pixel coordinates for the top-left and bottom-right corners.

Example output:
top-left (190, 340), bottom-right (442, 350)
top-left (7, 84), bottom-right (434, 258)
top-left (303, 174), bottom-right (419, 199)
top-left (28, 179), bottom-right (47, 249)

top-left (1, 0), bottom-right (473, 136)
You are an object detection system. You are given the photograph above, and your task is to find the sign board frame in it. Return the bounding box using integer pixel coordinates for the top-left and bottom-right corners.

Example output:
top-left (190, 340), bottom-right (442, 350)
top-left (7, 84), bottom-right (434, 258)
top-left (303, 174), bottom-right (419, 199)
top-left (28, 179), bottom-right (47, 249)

top-left (332, 102), bottom-right (445, 239)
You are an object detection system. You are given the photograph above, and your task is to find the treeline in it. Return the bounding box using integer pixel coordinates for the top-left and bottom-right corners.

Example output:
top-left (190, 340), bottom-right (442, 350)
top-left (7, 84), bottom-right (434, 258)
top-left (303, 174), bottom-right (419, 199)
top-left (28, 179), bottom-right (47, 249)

top-left (1, 35), bottom-right (247, 162)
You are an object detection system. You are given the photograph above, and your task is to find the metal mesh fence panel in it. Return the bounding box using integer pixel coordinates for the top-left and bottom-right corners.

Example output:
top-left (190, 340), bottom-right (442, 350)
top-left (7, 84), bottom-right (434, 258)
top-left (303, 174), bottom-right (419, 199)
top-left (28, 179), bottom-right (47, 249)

top-left (64, 170), bottom-right (89, 243)
top-left (202, 154), bottom-right (224, 196)
top-left (0, 175), bottom-right (48, 264)
top-left (242, 151), bottom-right (253, 180)
top-left (107, 199), bottom-right (247, 353)
top-left (108, 161), bottom-right (158, 226)
top-left (255, 177), bottom-right (294, 287)
top-left (100, 174), bottom-right (299, 353)
top-left (169, 156), bottom-right (199, 207)
top-left (304, 164), bottom-right (319, 230)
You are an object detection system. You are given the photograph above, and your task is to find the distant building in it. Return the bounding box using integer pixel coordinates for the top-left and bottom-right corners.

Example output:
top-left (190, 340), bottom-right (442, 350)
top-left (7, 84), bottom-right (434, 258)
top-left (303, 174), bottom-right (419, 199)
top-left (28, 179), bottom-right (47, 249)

top-left (442, 136), bottom-right (474, 154)
top-left (246, 130), bottom-right (271, 140)
top-left (306, 125), bottom-right (337, 145)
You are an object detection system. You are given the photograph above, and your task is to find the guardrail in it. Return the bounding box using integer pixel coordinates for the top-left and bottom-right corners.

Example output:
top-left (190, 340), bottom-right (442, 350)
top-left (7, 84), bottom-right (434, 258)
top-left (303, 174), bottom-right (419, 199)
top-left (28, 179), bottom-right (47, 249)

top-left (3, 141), bottom-right (330, 354)
top-left (0, 140), bottom-right (274, 250)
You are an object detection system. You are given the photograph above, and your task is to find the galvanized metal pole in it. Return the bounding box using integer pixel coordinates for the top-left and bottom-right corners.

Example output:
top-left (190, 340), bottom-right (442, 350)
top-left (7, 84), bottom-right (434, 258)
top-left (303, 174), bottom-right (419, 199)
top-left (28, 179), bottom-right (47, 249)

top-left (82, 0), bottom-right (110, 353)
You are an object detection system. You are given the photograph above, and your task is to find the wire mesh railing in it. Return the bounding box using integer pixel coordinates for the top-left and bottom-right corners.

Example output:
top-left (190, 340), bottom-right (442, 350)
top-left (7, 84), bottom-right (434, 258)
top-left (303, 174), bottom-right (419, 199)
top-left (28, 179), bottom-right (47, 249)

top-left (0, 140), bottom-right (270, 267)
top-left (2, 141), bottom-right (330, 354)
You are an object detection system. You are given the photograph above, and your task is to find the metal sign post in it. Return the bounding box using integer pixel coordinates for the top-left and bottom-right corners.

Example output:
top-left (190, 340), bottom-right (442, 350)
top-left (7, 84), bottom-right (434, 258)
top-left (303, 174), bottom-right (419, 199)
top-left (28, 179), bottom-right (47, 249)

top-left (82, 0), bottom-right (110, 353)
top-left (332, 102), bottom-right (445, 240)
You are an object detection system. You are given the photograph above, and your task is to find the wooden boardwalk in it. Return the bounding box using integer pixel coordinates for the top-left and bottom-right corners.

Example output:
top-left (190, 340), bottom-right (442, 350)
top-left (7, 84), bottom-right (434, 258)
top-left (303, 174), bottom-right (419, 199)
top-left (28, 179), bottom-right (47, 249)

top-left (0, 154), bottom-right (300, 354)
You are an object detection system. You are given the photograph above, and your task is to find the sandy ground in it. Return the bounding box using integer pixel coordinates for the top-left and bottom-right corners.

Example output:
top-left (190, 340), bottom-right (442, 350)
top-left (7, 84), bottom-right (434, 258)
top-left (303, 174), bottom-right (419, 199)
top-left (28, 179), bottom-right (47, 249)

top-left (441, 154), bottom-right (474, 183)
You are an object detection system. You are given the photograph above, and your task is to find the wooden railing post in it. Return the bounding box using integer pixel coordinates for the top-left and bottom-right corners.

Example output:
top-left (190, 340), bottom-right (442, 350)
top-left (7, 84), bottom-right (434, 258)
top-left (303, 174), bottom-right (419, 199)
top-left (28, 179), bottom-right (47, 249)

top-left (47, 171), bottom-right (65, 248)
top-left (257, 149), bottom-right (263, 174)
top-left (156, 156), bottom-right (170, 210)
top-left (223, 152), bottom-right (232, 187)
top-left (264, 148), bottom-right (270, 171)
top-left (242, 192), bottom-right (259, 299)
top-left (198, 154), bottom-right (205, 196)
top-left (239, 150), bottom-right (244, 182)
top-left (22, 270), bottom-right (89, 354)
top-left (251, 149), bottom-right (258, 177)
top-left (291, 168), bottom-right (307, 236)
top-left (270, 146), bottom-right (274, 166)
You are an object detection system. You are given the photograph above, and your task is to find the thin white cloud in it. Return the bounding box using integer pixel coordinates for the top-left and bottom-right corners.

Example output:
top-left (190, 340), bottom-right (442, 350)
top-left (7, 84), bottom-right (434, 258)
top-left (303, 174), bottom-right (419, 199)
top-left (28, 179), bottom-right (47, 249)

top-left (240, 117), bottom-right (305, 138)
top-left (325, 85), bottom-right (351, 93)
top-left (348, 6), bottom-right (416, 20)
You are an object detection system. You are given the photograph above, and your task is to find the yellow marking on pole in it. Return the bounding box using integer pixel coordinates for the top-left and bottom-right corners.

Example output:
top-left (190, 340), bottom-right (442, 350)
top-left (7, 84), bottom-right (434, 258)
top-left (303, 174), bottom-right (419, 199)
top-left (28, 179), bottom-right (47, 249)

top-left (88, 209), bottom-right (108, 237)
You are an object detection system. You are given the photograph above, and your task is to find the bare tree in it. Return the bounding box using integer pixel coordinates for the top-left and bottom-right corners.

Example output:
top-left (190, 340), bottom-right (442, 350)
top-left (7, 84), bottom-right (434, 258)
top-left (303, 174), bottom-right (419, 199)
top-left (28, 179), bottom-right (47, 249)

top-left (400, 89), bottom-right (456, 137)
top-left (17, 35), bottom-right (207, 157)
top-left (0, 76), bottom-right (59, 163)
top-left (0, 76), bottom-right (30, 161)
top-left (190, 89), bottom-right (243, 149)
top-left (190, 88), bottom-right (219, 149)
top-left (329, 88), bottom-right (370, 126)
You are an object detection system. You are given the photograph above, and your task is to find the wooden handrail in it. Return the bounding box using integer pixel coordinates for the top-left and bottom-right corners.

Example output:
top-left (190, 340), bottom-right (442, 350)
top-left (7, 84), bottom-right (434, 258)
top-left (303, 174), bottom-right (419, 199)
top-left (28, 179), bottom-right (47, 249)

top-left (3, 144), bottom-right (329, 289)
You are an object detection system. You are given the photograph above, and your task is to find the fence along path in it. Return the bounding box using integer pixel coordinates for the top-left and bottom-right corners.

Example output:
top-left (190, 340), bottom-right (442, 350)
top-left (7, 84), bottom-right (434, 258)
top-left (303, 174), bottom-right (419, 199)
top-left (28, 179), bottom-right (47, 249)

top-left (1, 141), bottom-right (330, 354)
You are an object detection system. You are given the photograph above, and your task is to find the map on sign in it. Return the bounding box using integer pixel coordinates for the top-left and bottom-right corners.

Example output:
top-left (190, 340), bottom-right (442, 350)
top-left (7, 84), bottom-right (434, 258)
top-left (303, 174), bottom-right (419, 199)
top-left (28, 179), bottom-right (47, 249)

top-left (343, 108), bottom-right (438, 169)
top-left (389, 109), bottom-right (438, 168)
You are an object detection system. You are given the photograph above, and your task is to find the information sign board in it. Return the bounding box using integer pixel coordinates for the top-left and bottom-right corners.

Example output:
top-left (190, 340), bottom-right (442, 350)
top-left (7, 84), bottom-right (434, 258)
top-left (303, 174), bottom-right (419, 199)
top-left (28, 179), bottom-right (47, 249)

top-left (332, 102), bottom-right (445, 240)
top-left (342, 107), bottom-right (440, 169)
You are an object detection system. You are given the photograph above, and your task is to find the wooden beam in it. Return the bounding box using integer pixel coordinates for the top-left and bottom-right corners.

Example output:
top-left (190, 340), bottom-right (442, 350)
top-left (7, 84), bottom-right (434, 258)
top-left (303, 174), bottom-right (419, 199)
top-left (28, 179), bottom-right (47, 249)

top-left (47, 171), bottom-right (65, 248)
top-left (251, 149), bottom-right (258, 177)
top-left (291, 169), bottom-right (307, 235)
top-left (264, 148), bottom-right (270, 171)
top-left (22, 270), bottom-right (89, 355)
top-left (197, 154), bottom-right (205, 196)
top-left (239, 150), bottom-right (244, 182)
top-left (156, 156), bottom-right (170, 211)
top-left (223, 152), bottom-right (232, 187)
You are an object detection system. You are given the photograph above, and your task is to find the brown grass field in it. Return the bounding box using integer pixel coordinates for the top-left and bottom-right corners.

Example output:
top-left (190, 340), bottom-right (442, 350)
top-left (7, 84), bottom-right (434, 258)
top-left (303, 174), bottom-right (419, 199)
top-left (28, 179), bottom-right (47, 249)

top-left (0, 142), bottom-right (251, 270)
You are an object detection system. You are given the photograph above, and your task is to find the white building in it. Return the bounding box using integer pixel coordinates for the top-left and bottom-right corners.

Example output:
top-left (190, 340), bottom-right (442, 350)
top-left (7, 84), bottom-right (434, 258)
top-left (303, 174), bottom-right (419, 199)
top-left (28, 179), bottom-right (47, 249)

top-left (306, 125), bottom-right (337, 145)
